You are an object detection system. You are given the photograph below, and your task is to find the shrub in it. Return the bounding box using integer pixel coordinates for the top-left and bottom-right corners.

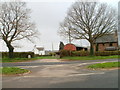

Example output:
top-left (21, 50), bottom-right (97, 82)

top-left (95, 51), bottom-right (119, 56)
top-left (59, 50), bottom-right (89, 57)
top-left (49, 52), bottom-right (56, 56)
top-left (59, 50), bottom-right (71, 57)
top-left (59, 50), bottom-right (120, 57)
top-left (72, 51), bottom-right (89, 56)
top-left (2, 52), bottom-right (35, 58)
top-left (34, 54), bottom-right (51, 57)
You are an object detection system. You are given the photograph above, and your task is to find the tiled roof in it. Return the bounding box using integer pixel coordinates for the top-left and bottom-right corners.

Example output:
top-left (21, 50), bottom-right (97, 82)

top-left (94, 34), bottom-right (118, 43)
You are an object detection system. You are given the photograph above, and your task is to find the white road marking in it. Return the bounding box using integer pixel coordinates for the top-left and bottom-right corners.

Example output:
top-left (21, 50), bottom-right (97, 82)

top-left (22, 72), bottom-right (105, 78)
top-left (68, 72), bottom-right (105, 77)
top-left (18, 66), bottom-right (41, 68)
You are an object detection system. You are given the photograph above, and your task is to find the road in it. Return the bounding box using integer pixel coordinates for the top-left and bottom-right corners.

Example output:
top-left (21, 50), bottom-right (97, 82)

top-left (2, 58), bottom-right (118, 66)
top-left (2, 59), bottom-right (119, 88)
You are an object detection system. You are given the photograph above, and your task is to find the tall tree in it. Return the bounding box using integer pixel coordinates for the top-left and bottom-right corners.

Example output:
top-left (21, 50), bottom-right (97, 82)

top-left (59, 41), bottom-right (64, 51)
top-left (58, 2), bottom-right (117, 55)
top-left (0, 2), bottom-right (38, 58)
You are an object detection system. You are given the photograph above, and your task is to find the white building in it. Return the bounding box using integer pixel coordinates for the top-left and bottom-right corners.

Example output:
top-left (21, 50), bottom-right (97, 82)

top-left (33, 45), bottom-right (45, 55)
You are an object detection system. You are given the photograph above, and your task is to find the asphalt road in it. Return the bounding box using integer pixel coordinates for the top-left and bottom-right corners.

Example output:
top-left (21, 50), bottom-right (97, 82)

top-left (2, 58), bottom-right (118, 67)
top-left (2, 59), bottom-right (119, 88)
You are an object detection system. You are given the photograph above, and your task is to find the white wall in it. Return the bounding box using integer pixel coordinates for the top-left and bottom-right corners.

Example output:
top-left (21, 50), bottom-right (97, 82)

top-left (33, 48), bottom-right (45, 55)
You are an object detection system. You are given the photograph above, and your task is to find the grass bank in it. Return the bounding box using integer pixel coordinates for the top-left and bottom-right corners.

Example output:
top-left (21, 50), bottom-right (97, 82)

top-left (0, 67), bottom-right (29, 75)
top-left (61, 55), bottom-right (118, 60)
top-left (1, 55), bottom-right (119, 63)
top-left (1, 56), bottom-right (58, 63)
top-left (87, 62), bottom-right (120, 69)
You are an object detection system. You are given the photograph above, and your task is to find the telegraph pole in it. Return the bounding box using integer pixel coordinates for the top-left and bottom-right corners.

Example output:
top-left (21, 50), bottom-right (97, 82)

top-left (68, 27), bottom-right (71, 44)
top-left (52, 42), bottom-right (54, 52)
top-left (68, 26), bottom-right (72, 56)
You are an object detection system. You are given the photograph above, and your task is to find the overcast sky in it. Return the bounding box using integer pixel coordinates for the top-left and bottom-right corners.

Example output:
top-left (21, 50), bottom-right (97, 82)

top-left (0, 0), bottom-right (119, 51)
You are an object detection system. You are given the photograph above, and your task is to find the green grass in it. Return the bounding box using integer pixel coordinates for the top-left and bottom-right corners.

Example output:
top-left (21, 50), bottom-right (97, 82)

top-left (0, 67), bottom-right (29, 75)
top-left (0, 55), bottom-right (119, 63)
top-left (61, 55), bottom-right (118, 60)
top-left (87, 62), bottom-right (120, 69)
top-left (1, 56), bottom-right (58, 63)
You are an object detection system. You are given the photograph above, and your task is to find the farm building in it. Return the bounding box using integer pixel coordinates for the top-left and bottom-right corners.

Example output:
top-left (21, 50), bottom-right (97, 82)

top-left (63, 43), bottom-right (88, 51)
top-left (93, 33), bottom-right (118, 51)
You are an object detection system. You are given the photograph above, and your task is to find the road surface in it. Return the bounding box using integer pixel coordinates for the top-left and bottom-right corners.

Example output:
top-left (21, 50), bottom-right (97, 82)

top-left (2, 59), bottom-right (119, 88)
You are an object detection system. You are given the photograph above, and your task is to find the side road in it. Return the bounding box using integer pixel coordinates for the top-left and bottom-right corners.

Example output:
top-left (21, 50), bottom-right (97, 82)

top-left (2, 58), bottom-right (118, 67)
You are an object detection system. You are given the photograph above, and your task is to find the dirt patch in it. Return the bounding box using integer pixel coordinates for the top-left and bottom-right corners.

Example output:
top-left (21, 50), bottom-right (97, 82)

top-left (35, 65), bottom-right (78, 77)
top-left (39, 59), bottom-right (64, 62)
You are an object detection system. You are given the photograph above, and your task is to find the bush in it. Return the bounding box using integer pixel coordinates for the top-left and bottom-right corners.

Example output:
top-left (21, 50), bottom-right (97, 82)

top-left (2, 52), bottom-right (35, 58)
top-left (59, 50), bottom-right (89, 57)
top-left (72, 51), bottom-right (89, 56)
top-left (49, 52), bottom-right (56, 56)
top-left (59, 50), bottom-right (120, 57)
top-left (34, 54), bottom-right (50, 57)
top-left (59, 50), bottom-right (71, 57)
top-left (95, 51), bottom-right (120, 56)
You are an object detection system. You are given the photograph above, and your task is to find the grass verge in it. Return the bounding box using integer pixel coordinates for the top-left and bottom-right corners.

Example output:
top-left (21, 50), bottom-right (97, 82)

top-left (61, 55), bottom-right (118, 60)
top-left (0, 67), bottom-right (29, 75)
top-left (1, 56), bottom-right (58, 63)
top-left (1, 55), bottom-right (119, 63)
top-left (87, 62), bottom-right (120, 69)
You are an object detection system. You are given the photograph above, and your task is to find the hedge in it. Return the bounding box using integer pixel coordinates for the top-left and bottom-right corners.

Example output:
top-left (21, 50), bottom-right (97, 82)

top-left (59, 50), bottom-right (120, 57)
top-left (72, 51), bottom-right (89, 56)
top-left (34, 54), bottom-right (51, 57)
top-left (1, 52), bottom-right (35, 58)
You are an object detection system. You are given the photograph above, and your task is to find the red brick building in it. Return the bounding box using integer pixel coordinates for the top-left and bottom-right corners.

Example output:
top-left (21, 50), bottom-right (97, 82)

top-left (64, 43), bottom-right (88, 51)
top-left (94, 34), bottom-right (118, 51)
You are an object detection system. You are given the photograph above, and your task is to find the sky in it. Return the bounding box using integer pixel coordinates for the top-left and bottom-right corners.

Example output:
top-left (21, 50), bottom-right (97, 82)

top-left (0, 0), bottom-right (119, 52)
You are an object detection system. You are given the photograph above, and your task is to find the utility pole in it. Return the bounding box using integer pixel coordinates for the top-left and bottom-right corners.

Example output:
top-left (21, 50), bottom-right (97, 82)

top-left (52, 42), bottom-right (54, 52)
top-left (68, 26), bottom-right (72, 56)
top-left (68, 26), bottom-right (71, 44)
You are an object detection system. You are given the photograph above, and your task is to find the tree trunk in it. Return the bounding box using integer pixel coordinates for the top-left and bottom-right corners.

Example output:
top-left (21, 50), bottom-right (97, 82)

top-left (96, 43), bottom-right (98, 51)
top-left (90, 42), bottom-right (94, 56)
top-left (6, 43), bottom-right (14, 58)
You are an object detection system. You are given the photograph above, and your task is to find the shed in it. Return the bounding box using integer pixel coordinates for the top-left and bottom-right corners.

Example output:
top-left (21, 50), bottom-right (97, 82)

top-left (63, 43), bottom-right (88, 51)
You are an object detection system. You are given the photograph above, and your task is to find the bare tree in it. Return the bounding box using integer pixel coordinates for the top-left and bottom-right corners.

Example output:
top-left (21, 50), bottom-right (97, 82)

top-left (58, 1), bottom-right (117, 55)
top-left (0, 2), bottom-right (39, 58)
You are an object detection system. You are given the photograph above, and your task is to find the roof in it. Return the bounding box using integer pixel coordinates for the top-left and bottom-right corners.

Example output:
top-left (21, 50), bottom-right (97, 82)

top-left (74, 44), bottom-right (87, 48)
top-left (65, 43), bottom-right (87, 48)
top-left (94, 34), bottom-right (118, 43)
top-left (36, 47), bottom-right (44, 51)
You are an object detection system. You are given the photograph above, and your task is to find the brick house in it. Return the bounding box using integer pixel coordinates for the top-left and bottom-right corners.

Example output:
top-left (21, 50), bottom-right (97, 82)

top-left (93, 33), bottom-right (118, 51)
top-left (64, 43), bottom-right (88, 51)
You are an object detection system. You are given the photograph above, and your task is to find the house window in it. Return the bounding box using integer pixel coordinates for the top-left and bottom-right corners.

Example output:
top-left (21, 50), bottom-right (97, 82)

top-left (102, 43), bottom-right (104, 46)
top-left (109, 43), bottom-right (112, 46)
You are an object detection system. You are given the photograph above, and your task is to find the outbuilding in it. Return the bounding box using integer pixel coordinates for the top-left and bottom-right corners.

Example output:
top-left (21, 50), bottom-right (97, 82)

top-left (93, 33), bottom-right (118, 51)
top-left (63, 43), bottom-right (88, 51)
